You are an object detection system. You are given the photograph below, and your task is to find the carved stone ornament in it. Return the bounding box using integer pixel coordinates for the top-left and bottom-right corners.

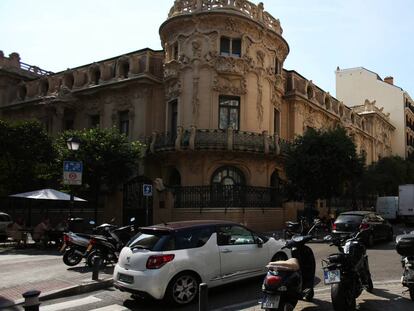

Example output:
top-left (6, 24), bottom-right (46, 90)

top-left (192, 39), bottom-right (202, 58)
top-left (164, 62), bottom-right (180, 80)
top-left (192, 77), bottom-right (200, 120)
top-left (165, 79), bottom-right (182, 100)
top-left (257, 80), bottom-right (264, 128)
top-left (213, 75), bottom-right (247, 95)
top-left (225, 17), bottom-right (238, 32)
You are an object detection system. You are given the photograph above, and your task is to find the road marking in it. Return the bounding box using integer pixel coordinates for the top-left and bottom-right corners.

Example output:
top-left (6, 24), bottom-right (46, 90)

top-left (40, 296), bottom-right (101, 311)
top-left (89, 304), bottom-right (128, 311)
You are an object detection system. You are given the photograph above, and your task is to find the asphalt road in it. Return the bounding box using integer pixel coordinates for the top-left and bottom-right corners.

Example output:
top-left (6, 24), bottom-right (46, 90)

top-left (34, 239), bottom-right (409, 311)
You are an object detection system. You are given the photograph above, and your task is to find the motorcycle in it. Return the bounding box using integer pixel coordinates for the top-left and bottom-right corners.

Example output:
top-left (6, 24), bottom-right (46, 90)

top-left (322, 230), bottom-right (373, 311)
top-left (261, 234), bottom-right (316, 310)
top-left (395, 231), bottom-right (414, 301)
top-left (60, 222), bottom-right (116, 267)
top-left (85, 219), bottom-right (136, 267)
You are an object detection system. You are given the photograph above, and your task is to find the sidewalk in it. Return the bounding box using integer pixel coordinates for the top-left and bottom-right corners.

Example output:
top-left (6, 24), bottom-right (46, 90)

top-left (0, 247), bottom-right (113, 309)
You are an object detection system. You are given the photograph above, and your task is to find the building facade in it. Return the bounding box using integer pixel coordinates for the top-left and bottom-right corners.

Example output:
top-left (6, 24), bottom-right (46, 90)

top-left (0, 0), bottom-right (395, 231)
top-left (336, 67), bottom-right (412, 158)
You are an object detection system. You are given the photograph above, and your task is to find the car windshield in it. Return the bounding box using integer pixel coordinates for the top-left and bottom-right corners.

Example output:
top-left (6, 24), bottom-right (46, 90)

top-left (127, 229), bottom-right (171, 251)
top-left (336, 215), bottom-right (363, 223)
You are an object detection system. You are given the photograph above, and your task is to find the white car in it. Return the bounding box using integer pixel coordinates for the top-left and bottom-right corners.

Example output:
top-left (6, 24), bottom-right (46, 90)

top-left (0, 212), bottom-right (12, 242)
top-left (114, 220), bottom-right (289, 305)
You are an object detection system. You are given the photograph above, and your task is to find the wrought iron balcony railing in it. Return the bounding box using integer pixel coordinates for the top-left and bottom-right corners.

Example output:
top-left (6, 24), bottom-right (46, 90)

top-left (171, 184), bottom-right (284, 209)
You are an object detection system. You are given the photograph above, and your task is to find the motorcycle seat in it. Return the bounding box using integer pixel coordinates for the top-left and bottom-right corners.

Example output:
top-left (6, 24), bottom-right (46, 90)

top-left (269, 258), bottom-right (300, 271)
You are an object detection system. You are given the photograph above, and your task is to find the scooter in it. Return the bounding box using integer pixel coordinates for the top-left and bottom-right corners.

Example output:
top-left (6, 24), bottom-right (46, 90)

top-left (60, 223), bottom-right (117, 267)
top-left (395, 231), bottom-right (414, 301)
top-left (322, 230), bottom-right (373, 311)
top-left (261, 234), bottom-right (316, 310)
top-left (85, 218), bottom-right (136, 267)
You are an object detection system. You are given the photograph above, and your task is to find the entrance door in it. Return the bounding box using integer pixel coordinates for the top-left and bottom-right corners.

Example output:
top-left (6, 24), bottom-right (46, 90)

top-left (123, 176), bottom-right (153, 226)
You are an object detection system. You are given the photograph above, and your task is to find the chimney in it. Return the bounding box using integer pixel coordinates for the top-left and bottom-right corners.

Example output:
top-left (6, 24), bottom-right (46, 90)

top-left (384, 76), bottom-right (394, 85)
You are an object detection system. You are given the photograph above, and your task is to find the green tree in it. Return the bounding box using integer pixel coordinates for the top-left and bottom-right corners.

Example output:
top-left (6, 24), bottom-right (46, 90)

top-left (284, 126), bottom-right (365, 210)
top-left (362, 156), bottom-right (414, 196)
top-left (54, 127), bottom-right (146, 201)
top-left (0, 120), bottom-right (56, 196)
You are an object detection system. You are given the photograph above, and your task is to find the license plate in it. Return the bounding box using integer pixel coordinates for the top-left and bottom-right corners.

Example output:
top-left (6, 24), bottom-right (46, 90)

top-left (59, 243), bottom-right (66, 253)
top-left (324, 269), bottom-right (341, 284)
top-left (118, 273), bottom-right (134, 284)
top-left (86, 244), bottom-right (93, 252)
top-left (261, 294), bottom-right (280, 309)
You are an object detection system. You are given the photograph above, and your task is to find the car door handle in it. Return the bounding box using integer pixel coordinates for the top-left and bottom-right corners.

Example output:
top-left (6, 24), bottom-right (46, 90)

top-left (221, 249), bottom-right (232, 253)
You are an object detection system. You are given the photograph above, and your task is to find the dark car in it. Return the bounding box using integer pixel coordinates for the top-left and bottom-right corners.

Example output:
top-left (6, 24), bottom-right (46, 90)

top-left (332, 211), bottom-right (393, 247)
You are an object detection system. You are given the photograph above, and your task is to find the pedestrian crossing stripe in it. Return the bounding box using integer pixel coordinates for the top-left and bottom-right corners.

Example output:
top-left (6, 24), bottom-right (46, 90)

top-left (40, 296), bottom-right (101, 311)
top-left (89, 305), bottom-right (128, 311)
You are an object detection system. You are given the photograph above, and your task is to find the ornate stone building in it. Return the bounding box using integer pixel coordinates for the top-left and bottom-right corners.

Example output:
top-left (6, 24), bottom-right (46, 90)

top-left (0, 0), bottom-right (394, 231)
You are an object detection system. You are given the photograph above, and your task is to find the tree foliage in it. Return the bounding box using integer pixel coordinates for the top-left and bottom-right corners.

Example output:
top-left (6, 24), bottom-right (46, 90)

top-left (361, 156), bottom-right (414, 196)
top-left (54, 127), bottom-right (145, 199)
top-left (0, 120), bottom-right (56, 196)
top-left (284, 126), bottom-right (365, 205)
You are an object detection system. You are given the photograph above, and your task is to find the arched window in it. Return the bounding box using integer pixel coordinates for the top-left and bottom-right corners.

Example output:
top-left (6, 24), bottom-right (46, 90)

top-left (39, 79), bottom-right (49, 96)
top-left (307, 85), bottom-right (314, 100)
top-left (169, 168), bottom-right (181, 186)
top-left (18, 85), bottom-right (27, 100)
top-left (64, 72), bottom-right (74, 89)
top-left (270, 170), bottom-right (281, 189)
top-left (211, 166), bottom-right (245, 185)
top-left (120, 61), bottom-right (129, 79)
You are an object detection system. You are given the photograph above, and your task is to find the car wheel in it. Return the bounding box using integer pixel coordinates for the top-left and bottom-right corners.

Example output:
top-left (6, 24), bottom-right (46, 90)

top-left (272, 252), bottom-right (288, 262)
top-left (165, 272), bottom-right (200, 305)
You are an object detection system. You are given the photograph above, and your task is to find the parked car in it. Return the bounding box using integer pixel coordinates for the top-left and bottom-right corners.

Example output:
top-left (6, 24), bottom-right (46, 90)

top-left (113, 220), bottom-right (289, 305)
top-left (0, 212), bottom-right (13, 242)
top-left (332, 211), bottom-right (393, 247)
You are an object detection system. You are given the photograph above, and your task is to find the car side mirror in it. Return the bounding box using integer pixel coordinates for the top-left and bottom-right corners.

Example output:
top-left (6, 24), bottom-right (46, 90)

top-left (256, 237), bottom-right (264, 248)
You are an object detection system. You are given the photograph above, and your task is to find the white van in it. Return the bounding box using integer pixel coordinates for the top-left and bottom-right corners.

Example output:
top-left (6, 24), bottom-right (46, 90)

top-left (375, 196), bottom-right (398, 221)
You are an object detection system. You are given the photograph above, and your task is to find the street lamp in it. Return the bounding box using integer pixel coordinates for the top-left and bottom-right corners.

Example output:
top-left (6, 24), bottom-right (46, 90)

top-left (66, 137), bottom-right (81, 218)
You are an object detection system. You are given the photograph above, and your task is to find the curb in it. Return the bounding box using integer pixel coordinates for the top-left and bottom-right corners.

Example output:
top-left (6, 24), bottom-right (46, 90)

top-left (2, 278), bottom-right (113, 309)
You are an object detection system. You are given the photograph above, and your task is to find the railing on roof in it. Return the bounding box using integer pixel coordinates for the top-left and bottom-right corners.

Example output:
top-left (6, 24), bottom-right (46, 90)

top-left (168, 0), bottom-right (282, 34)
top-left (19, 62), bottom-right (53, 76)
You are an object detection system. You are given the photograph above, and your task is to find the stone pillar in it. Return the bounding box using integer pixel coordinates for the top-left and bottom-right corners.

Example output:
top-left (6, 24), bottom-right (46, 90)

top-left (274, 134), bottom-right (280, 155)
top-left (175, 126), bottom-right (183, 150)
top-left (227, 127), bottom-right (234, 151)
top-left (263, 130), bottom-right (269, 154)
top-left (189, 125), bottom-right (197, 150)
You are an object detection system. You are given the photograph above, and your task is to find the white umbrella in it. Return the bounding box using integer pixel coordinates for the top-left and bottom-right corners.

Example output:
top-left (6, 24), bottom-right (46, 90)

top-left (9, 188), bottom-right (87, 201)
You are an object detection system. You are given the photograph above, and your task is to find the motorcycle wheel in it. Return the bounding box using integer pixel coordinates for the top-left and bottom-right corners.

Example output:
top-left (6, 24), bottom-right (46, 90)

top-left (304, 288), bottom-right (314, 301)
top-left (409, 286), bottom-right (414, 301)
top-left (63, 249), bottom-right (83, 266)
top-left (87, 251), bottom-right (106, 267)
top-left (331, 281), bottom-right (356, 311)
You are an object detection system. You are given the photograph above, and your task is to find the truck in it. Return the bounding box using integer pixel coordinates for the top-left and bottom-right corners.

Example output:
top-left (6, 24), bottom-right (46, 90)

top-left (376, 196), bottom-right (398, 221)
top-left (399, 184), bottom-right (414, 224)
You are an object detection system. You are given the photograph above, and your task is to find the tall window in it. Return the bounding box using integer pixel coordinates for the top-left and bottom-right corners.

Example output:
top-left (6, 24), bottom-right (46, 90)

top-left (274, 108), bottom-right (280, 135)
top-left (220, 37), bottom-right (241, 57)
top-left (219, 96), bottom-right (240, 130)
top-left (119, 111), bottom-right (129, 136)
top-left (211, 166), bottom-right (245, 185)
top-left (89, 114), bottom-right (100, 128)
top-left (169, 100), bottom-right (178, 137)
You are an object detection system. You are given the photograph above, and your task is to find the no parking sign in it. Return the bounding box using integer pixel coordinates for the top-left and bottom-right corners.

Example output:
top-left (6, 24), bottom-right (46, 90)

top-left (63, 161), bottom-right (83, 185)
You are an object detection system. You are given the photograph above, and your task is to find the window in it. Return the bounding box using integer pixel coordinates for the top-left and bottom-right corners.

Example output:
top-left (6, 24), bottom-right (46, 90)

top-left (219, 96), bottom-right (240, 130)
top-left (274, 108), bottom-right (280, 135)
top-left (220, 37), bottom-right (241, 57)
top-left (169, 168), bottom-right (181, 186)
top-left (217, 225), bottom-right (255, 246)
top-left (169, 100), bottom-right (178, 137)
top-left (89, 115), bottom-right (100, 128)
top-left (275, 58), bottom-right (281, 74)
top-left (119, 111), bottom-right (129, 136)
top-left (64, 119), bottom-right (74, 130)
top-left (211, 166), bottom-right (245, 185)
top-left (174, 227), bottom-right (214, 250)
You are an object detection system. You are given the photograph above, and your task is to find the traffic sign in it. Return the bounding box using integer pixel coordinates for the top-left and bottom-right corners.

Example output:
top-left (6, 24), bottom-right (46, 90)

top-left (63, 161), bottom-right (83, 185)
top-left (143, 184), bottom-right (153, 196)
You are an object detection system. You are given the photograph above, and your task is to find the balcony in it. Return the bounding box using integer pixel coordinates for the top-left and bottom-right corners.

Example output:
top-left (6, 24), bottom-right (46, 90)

top-left (148, 127), bottom-right (288, 155)
top-left (172, 184), bottom-right (284, 209)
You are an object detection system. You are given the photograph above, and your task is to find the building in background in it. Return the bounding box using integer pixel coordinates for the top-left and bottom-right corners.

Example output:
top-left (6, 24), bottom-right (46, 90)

top-left (336, 67), bottom-right (413, 158)
top-left (0, 0), bottom-right (395, 230)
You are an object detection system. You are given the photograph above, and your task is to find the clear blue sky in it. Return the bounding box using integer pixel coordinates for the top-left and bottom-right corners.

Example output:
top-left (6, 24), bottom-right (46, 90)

top-left (1, 0), bottom-right (413, 97)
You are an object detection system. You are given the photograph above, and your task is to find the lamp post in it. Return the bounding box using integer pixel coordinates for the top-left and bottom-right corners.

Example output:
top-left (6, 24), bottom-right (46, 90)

top-left (65, 137), bottom-right (81, 218)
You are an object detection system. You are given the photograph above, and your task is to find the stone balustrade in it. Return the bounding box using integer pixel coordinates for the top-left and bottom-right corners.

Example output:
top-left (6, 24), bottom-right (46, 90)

top-left (149, 126), bottom-right (287, 155)
top-left (168, 0), bottom-right (282, 35)
top-left (10, 49), bottom-right (163, 104)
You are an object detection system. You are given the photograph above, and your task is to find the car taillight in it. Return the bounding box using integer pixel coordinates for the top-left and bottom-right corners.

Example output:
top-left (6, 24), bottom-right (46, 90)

top-left (265, 275), bottom-right (282, 286)
top-left (146, 254), bottom-right (175, 269)
top-left (63, 234), bottom-right (71, 243)
top-left (360, 223), bottom-right (370, 230)
top-left (332, 223), bottom-right (337, 230)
